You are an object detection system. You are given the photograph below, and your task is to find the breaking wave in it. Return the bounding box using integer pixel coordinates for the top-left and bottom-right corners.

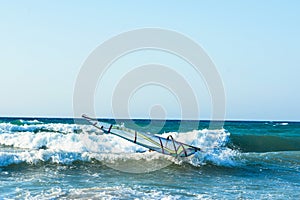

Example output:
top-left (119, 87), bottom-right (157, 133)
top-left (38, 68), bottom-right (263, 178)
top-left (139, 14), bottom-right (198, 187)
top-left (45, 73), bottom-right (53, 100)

top-left (0, 122), bottom-right (238, 169)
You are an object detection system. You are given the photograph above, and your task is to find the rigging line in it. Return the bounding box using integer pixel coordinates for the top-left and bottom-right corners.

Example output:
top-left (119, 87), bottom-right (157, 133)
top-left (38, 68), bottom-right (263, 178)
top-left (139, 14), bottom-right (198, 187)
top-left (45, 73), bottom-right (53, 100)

top-left (165, 135), bottom-right (177, 154)
top-left (134, 131), bottom-right (137, 143)
top-left (158, 137), bottom-right (164, 154)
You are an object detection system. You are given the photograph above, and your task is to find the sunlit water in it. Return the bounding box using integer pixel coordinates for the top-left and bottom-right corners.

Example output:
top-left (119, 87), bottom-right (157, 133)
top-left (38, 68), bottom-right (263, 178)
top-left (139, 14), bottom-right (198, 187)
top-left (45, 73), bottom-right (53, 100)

top-left (0, 118), bottom-right (299, 199)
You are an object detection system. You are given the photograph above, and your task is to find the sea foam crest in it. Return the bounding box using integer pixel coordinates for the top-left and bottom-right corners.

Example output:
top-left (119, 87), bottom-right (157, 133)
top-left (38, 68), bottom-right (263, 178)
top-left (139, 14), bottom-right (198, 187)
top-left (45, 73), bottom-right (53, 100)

top-left (0, 122), bottom-right (238, 167)
top-left (161, 129), bottom-right (239, 167)
top-left (0, 122), bottom-right (98, 134)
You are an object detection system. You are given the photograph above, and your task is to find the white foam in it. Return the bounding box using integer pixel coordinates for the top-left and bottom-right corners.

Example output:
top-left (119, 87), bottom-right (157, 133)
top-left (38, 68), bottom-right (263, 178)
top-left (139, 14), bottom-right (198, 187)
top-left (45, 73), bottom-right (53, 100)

top-left (279, 122), bottom-right (288, 126)
top-left (0, 122), bottom-right (238, 167)
top-left (18, 185), bottom-right (182, 200)
top-left (160, 129), bottom-right (239, 167)
top-left (19, 119), bottom-right (43, 125)
top-left (0, 122), bottom-right (98, 134)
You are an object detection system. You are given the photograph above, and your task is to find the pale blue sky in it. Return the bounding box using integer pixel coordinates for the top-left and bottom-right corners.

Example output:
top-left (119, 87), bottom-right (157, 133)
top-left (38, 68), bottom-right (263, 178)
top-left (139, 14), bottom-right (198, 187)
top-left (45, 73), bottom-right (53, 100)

top-left (0, 1), bottom-right (299, 120)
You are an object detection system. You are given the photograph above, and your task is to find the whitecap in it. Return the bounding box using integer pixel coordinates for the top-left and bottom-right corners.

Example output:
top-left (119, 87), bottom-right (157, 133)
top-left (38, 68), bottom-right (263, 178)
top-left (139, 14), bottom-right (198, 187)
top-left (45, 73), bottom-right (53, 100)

top-left (0, 123), bottom-right (238, 168)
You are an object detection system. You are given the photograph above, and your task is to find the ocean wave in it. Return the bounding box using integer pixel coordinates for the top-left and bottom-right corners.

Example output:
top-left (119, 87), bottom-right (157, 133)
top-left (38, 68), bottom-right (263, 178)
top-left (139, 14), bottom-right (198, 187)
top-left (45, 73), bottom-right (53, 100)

top-left (1, 121), bottom-right (299, 170)
top-left (161, 129), bottom-right (239, 167)
top-left (11, 119), bottom-right (44, 125)
top-left (0, 122), bottom-right (97, 134)
top-left (230, 134), bottom-right (300, 152)
top-left (0, 122), bottom-right (238, 169)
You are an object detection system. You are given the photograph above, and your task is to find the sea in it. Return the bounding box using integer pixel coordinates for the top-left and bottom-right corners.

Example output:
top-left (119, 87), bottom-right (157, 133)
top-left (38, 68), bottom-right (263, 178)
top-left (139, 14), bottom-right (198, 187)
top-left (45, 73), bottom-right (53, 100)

top-left (0, 117), bottom-right (299, 199)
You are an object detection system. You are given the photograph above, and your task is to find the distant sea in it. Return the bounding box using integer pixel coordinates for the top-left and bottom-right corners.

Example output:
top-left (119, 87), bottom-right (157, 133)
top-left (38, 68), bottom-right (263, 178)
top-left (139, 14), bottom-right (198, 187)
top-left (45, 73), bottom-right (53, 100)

top-left (0, 117), bottom-right (299, 199)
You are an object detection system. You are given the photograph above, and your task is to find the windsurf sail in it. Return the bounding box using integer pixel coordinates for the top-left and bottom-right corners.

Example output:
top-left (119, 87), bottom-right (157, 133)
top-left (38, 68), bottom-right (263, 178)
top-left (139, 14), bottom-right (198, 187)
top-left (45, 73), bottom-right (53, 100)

top-left (82, 114), bottom-right (201, 157)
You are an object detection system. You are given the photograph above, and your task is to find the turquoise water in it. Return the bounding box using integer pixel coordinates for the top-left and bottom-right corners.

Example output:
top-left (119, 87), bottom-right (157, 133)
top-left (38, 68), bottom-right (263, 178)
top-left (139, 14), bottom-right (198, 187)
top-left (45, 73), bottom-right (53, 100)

top-left (0, 118), bottom-right (299, 199)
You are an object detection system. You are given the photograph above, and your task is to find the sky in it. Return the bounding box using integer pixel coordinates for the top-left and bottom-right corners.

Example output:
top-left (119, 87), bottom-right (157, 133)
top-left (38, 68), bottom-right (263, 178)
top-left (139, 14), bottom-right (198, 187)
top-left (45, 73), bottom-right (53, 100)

top-left (0, 0), bottom-right (299, 121)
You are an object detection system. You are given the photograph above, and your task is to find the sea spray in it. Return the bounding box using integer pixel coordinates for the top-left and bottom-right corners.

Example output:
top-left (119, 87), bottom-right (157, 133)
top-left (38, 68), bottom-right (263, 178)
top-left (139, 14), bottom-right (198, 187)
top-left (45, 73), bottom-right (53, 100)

top-left (0, 121), bottom-right (238, 167)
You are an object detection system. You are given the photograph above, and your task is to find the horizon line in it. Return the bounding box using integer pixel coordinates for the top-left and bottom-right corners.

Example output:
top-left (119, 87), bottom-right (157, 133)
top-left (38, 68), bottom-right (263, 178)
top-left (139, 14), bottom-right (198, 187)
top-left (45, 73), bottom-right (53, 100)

top-left (0, 115), bottom-right (299, 123)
